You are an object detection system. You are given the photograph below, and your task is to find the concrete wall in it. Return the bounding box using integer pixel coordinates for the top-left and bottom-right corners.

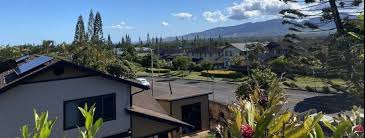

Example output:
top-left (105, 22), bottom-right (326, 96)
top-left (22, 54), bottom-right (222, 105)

top-left (170, 95), bottom-right (210, 131)
top-left (131, 115), bottom-right (177, 138)
top-left (0, 76), bottom-right (131, 138)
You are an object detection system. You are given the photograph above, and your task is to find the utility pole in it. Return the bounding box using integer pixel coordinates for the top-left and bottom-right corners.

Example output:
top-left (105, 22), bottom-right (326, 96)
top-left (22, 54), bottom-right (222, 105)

top-left (151, 48), bottom-right (154, 96)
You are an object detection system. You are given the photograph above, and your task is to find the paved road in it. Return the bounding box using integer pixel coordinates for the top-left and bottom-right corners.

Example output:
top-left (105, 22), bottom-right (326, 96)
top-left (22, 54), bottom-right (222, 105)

top-left (142, 77), bottom-right (363, 116)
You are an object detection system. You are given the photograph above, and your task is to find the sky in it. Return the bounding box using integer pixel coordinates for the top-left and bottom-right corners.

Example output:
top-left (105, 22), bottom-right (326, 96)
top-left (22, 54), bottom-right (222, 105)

top-left (1, 0), bottom-right (359, 45)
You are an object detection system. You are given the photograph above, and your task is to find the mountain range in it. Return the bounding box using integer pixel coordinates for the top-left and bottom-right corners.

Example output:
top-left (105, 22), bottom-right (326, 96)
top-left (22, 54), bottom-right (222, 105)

top-left (165, 17), bottom-right (336, 41)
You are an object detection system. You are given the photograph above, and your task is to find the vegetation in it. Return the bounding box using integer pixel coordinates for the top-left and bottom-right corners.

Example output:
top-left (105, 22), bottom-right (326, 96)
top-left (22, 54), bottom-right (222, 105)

top-left (201, 70), bottom-right (238, 78)
top-left (78, 104), bottom-right (104, 138)
top-left (213, 69), bottom-right (364, 138)
top-left (20, 104), bottom-right (103, 138)
top-left (21, 110), bottom-right (57, 138)
top-left (235, 69), bottom-right (277, 99)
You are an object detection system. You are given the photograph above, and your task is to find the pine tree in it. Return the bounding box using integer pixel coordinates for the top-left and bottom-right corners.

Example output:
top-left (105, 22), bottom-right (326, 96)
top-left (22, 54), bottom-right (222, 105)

top-left (107, 34), bottom-right (112, 47)
top-left (146, 33), bottom-right (151, 47)
top-left (139, 36), bottom-right (143, 46)
top-left (92, 12), bottom-right (103, 44)
top-left (87, 9), bottom-right (94, 42)
top-left (280, 0), bottom-right (363, 41)
top-left (73, 15), bottom-right (86, 45)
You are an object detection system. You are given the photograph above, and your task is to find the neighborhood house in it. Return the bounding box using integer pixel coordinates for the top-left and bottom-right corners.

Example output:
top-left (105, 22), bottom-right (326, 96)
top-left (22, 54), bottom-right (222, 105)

top-left (0, 55), bottom-right (205, 138)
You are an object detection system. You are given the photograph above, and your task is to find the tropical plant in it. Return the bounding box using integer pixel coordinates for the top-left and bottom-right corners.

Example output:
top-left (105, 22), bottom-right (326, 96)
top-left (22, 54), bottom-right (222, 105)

top-left (77, 104), bottom-right (104, 138)
top-left (20, 110), bottom-right (57, 138)
top-left (235, 69), bottom-right (278, 99)
top-left (322, 106), bottom-right (364, 138)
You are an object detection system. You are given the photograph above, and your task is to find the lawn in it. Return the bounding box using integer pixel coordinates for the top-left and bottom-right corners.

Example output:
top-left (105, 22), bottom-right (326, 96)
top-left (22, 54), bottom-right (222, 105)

top-left (281, 75), bottom-right (347, 92)
top-left (136, 70), bottom-right (245, 82)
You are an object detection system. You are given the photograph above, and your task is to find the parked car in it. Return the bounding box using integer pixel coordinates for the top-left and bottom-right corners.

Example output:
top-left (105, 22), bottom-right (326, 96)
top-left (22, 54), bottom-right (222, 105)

top-left (136, 78), bottom-right (151, 87)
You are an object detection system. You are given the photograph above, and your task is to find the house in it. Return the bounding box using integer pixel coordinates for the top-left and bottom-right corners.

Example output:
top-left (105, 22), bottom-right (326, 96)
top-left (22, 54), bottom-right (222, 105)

top-left (186, 47), bottom-right (224, 68)
top-left (0, 55), bottom-right (191, 138)
top-left (260, 42), bottom-right (289, 61)
top-left (222, 42), bottom-right (289, 68)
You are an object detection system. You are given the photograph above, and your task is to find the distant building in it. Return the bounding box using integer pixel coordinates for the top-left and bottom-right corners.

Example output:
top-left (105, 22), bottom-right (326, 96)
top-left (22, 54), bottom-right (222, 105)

top-left (186, 42), bottom-right (289, 68)
top-left (187, 46), bottom-right (225, 68)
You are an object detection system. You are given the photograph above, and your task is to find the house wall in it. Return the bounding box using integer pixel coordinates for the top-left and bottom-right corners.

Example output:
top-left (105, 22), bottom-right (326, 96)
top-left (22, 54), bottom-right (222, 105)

top-left (222, 46), bottom-right (244, 67)
top-left (0, 76), bottom-right (131, 138)
top-left (170, 95), bottom-right (210, 131)
top-left (131, 115), bottom-right (178, 138)
top-left (158, 100), bottom-right (171, 115)
top-left (24, 66), bottom-right (93, 83)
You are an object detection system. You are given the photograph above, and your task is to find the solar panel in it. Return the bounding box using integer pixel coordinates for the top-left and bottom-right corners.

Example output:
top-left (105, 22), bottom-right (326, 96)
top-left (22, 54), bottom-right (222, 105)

top-left (14, 56), bottom-right (53, 75)
top-left (15, 55), bottom-right (29, 63)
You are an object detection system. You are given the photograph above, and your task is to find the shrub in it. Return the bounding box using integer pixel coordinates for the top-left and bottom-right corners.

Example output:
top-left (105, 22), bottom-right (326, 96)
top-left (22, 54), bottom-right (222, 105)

top-left (321, 86), bottom-right (331, 93)
top-left (201, 70), bottom-right (237, 78)
top-left (146, 68), bottom-right (171, 73)
top-left (305, 86), bottom-right (316, 92)
top-left (283, 82), bottom-right (291, 87)
top-left (290, 82), bottom-right (299, 88)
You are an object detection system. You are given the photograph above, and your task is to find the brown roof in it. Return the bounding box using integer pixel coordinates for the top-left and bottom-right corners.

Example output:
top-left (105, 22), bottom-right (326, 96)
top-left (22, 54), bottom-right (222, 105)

top-left (155, 91), bottom-right (212, 101)
top-left (132, 90), bottom-right (167, 114)
top-left (127, 105), bottom-right (193, 128)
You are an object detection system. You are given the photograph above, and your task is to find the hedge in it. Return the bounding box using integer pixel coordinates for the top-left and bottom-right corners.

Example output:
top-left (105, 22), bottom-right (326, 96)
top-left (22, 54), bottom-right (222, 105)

top-left (201, 70), bottom-right (240, 78)
top-left (146, 68), bottom-right (171, 73)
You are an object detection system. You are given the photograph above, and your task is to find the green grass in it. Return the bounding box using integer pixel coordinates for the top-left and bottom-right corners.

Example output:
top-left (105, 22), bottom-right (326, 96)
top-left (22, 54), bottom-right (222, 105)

top-left (282, 75), bottom-right (347, 92)
top-left (137, 70), bottom-right (245, 82)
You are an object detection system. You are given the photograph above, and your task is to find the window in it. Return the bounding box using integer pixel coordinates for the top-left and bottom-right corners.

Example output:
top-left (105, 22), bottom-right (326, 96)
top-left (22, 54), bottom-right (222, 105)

top-left (210, 53), bottom-right (212, 57)
top-left (229, 51), bottom-right (233, 56)
top-left (64, 93), bottom-right (116, 130)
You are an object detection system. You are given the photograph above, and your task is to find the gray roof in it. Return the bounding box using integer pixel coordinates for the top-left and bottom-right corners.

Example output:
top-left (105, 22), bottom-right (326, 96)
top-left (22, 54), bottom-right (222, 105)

top-left (228, 42), bottom-right (269, 51)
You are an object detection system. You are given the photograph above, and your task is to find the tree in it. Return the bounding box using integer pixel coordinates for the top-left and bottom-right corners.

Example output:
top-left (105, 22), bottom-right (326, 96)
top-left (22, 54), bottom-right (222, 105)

top-left (172, 56), bottom-right (192, 77)
top-left (231, 55), bottom-right (245, 66)
top-left (140, 54), bottom-right (160, 68)
top-left (200, 61), bottom-right (213, 71)
top-left (87, 9), bottom-right (94, 42)
top-left (73, 15), bottom-right (86, 45)
top-left (107, 34), bottom-right (112, 47)
top-left (92, 12), bottom-right (103, 44)
top-left (235, 69), bottom-right (278, 99)
top-left (280, 0), bottom-right (363, 42)
top-left (71, 44), bottom-right (136, 78)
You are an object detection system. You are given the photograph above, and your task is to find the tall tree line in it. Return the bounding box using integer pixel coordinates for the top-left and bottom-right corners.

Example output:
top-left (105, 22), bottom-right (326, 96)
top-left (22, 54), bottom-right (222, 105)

top-left (73, 9), bottom-right (104, 45)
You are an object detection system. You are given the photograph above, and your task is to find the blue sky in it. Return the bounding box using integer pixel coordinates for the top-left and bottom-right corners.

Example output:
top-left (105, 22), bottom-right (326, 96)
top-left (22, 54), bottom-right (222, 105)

top-left (0, 0), bottom-right (300, 45)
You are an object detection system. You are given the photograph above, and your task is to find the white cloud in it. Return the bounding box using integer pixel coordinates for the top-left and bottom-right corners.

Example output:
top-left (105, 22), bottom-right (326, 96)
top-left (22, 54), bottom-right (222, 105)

top-left (171, 12), bottom-right (193, 20)
top-left (202, 10), bottom-right (227, 23)
top-left (106, 21), bottom-right (134, 30)
top-left (161, 21), bottom-right (169, 26)
top-left (226, 0), bottom-right (301, 20)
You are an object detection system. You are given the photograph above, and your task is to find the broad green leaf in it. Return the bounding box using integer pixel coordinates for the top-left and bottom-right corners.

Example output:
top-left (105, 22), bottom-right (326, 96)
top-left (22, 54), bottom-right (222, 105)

top-left (314, 123), bottom-right (324, 138)
top-left (269, 112), bottom-right (292, 134)
top-left (90, 118), bottom-right (103, 137)
top-left (21, 125), bottom-right (29, 138)
top-left (332, 119), bottom-right (352, 138)
top-left (322, 120), bottom-right (336, 132)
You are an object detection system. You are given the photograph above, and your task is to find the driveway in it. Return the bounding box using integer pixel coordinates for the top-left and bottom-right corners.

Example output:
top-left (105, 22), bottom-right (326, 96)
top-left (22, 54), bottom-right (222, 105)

top-left (141, 77), bottom-right (363, 116)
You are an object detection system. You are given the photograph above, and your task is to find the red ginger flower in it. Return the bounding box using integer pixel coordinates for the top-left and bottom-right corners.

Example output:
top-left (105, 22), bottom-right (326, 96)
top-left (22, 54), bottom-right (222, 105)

top-left (240, 124), bottom-right (254, 138)
top-left (354, 124), bottom-right (364, 133)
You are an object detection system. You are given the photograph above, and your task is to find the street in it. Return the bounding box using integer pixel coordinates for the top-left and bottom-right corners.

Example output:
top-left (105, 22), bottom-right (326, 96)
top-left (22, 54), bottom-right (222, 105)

top-left (141, 77), bottom-right (363, 116)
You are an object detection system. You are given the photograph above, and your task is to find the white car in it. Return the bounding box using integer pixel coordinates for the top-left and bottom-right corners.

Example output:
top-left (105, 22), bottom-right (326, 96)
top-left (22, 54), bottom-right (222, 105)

top-left (136, 78), bottom-right (151, 87)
